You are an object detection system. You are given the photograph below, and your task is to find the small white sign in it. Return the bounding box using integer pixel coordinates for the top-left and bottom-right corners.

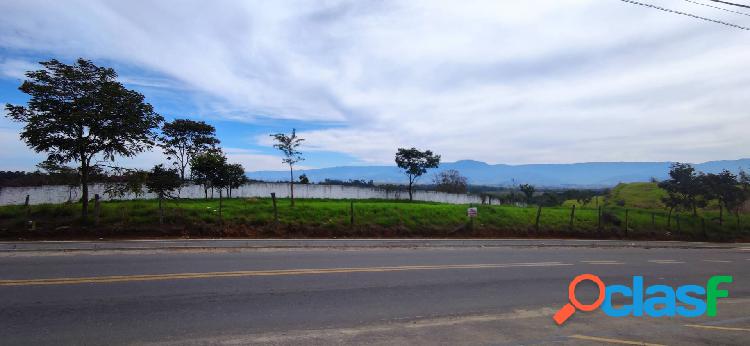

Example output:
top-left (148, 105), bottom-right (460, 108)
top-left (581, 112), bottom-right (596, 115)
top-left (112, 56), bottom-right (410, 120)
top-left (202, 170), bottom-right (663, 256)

top-left (467, 207), bottom-right (477, 217)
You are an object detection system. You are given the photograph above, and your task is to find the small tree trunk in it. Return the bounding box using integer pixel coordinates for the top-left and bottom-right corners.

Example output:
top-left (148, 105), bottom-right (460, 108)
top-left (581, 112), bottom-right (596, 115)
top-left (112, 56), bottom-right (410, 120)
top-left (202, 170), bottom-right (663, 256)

top-left (667, 207), bottom-right (673, 230)
top-left (597, 206), bottom-right (602, 234)
top-left (204, 187), bottom-right (208, 200)
top-left (289, 164), bottom-right (295, 207)
top-left (81, 160), bottom-right (89, 221)
top-left (719, 202), bottom-right (723, 226)
top-left (624, 209), bottom-right (629, 237)
top-left (569, 205), bottom-right (575, 231)
top-left (409, 175), bottom-right (414, 202)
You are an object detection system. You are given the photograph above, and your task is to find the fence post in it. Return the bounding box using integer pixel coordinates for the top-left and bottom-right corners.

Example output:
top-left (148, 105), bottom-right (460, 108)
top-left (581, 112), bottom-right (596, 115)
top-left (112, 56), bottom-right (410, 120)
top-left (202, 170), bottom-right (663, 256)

top-left (569, 205), bottom-right (575, 231)
top-left (597, 206), bottom-right (602, 233)
top-left (676, 214), bottom-right (681, 237)
top-left (701, 217), bottom-right (707, 239)
top-left (94, 194), bottom-right (101, 226)
top-left (535, 205), bottom-right (542, 233)
top-left (651, 213), bottom-right (655, 229)
top-left (271, 193), bottom-right (278, 224)
top-left (24, 194), bottom-right (30, 218)
top-left (350, 200), bottom-right (354, 226)
top-left (624, 209), bottom-right (629, 237)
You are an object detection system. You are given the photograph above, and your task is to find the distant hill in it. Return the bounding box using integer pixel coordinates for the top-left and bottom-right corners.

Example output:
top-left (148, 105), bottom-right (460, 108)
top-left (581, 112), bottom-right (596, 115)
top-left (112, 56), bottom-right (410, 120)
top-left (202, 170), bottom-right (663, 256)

top-left (247, 158), bottom-right (750, 188)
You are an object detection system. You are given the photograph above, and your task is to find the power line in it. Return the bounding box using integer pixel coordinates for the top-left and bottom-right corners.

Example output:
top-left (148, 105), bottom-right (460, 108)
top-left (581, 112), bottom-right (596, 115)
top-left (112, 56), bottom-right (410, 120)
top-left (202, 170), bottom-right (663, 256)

top-left (618, 0), bottom-right (750, 30)
top-left (708, 0), bottom-right (750, 9)
top-left (683, 0), bottom-right (750, 17)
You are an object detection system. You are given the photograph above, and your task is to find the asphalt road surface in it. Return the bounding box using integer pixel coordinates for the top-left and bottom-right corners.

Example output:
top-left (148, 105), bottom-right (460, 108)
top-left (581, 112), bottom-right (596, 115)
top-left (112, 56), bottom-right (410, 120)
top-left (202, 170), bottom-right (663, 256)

top-left (0, 240), bottom-right (748, 345)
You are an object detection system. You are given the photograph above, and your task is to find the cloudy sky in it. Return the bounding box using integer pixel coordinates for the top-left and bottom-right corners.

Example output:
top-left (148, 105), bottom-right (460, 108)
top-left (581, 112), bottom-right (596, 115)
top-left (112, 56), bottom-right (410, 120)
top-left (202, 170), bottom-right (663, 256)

top-left (1, 0), bottom-right (749, 172)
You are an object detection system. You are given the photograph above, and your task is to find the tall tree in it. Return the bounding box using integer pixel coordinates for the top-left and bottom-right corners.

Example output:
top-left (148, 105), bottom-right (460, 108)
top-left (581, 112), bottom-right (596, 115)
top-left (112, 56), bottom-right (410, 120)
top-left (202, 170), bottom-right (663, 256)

top-left (159, 119), bottom-right (220, 181)
top-left (395, 147), bottom-right (441, 201)
top-left (519, 184), bottom-right (535, 204)
top-left (270, 129), bottom-right (304, 206)
top-left (5, 58), bottom-right (163, 220)
top-left (145, 164), bottom-right (182, 224)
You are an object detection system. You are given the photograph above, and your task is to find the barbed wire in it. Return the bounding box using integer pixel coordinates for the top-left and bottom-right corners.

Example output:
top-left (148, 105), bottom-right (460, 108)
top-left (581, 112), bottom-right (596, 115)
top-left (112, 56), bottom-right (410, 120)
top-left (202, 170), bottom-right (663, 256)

top-left (618, 0), bottom-right (750, 30)
top-left (682, 0), bottom-right (750, 17)
top-left (708, 0), bottom-right (750, 9)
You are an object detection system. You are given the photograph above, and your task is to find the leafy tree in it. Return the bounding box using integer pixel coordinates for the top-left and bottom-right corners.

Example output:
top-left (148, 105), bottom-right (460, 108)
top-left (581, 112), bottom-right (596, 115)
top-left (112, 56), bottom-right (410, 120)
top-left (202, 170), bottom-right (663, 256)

top-left (145, 164), bottom-right (181, 224)
top-left (159, 119), bottom-right (220, 181)
top-left (432, 169), bottom-right (468, 194)
top-left (519, 184), bottom-right (535, 204)
top-left (190, 150), bottom-right (225, 199)
top-left (298, 173), bottom-right (310, 184)
top-left (657, 163), bottom-right (704, 216)
top-left (189, 151), bottom-right (244, 219)
top-left (224, 163), bottom-right (248, 198)
top-left (270, 129), bottom-right (304, 206)
top-left (702, 170), bottom-right (742, 225)
top-left (4, 58), bottom-right (163, 220)
top-left (395, 147), bottom-right (441, 201)
top-left (104, 168), bottom-right (148, 200)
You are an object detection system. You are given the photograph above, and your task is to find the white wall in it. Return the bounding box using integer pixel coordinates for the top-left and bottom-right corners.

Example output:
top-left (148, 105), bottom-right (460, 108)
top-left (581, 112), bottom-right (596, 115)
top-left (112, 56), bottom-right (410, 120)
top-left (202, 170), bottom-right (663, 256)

top-left (0, 183), bottom-right (486, 206)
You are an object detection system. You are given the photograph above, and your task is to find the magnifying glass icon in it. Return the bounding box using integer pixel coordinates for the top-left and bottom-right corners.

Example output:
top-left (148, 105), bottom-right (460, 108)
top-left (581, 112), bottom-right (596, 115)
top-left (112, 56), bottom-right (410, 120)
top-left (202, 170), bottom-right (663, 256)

top-left (553, 273), bottom-right (605, 325)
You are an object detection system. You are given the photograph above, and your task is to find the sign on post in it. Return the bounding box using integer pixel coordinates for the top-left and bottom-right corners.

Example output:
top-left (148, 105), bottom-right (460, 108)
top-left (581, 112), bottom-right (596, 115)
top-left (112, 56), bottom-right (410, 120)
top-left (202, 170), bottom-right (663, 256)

top-left (467, 207), bottom-right (478, 218)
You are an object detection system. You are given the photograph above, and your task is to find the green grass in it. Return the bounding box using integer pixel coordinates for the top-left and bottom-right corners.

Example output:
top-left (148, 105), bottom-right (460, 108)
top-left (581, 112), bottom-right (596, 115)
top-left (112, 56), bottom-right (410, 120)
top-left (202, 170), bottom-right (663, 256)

top-left (1, 197), bottom-right (748, 241)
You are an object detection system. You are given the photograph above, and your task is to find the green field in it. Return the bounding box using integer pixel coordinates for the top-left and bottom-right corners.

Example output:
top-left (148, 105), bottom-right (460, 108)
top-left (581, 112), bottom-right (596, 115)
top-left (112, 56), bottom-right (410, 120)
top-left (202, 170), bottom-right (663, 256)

top-left (1, 197), bottom-right (747, 241)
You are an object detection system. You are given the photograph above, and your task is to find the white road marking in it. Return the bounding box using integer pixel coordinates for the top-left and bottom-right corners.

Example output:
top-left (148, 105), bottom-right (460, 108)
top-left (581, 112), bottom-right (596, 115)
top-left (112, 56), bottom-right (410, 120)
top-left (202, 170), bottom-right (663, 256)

top-left (581, 260), bottom-right (624, 265)
top-left (702, 260), bottom-right (732, 263)
top-left (648, 260), bottom-right (685, 264)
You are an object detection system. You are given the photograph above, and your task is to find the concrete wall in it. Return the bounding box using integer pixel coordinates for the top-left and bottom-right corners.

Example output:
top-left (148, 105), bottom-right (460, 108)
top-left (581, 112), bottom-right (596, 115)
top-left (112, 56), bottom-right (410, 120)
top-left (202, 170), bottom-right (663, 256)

top-left (0, 183), bottom-right (486, 206)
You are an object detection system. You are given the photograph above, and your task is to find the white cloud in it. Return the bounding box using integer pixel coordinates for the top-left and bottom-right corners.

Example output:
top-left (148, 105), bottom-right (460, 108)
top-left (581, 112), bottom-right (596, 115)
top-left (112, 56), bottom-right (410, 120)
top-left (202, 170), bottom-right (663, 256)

top-left (1, 0), bottom-right (749, 166)
top-left (0, 58), bottom-right (37, 79)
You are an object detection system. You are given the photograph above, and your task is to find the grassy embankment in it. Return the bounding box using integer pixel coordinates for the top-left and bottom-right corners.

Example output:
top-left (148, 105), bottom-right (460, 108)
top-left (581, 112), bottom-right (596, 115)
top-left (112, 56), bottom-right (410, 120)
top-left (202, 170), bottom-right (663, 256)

top-left (1, 195), bottom-right (747, 241)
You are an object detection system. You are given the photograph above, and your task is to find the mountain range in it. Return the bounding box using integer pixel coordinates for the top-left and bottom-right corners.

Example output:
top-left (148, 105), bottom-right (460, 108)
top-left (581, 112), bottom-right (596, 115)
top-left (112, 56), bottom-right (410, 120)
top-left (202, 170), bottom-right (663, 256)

top-left (247, 159), bottom-right (750, 188)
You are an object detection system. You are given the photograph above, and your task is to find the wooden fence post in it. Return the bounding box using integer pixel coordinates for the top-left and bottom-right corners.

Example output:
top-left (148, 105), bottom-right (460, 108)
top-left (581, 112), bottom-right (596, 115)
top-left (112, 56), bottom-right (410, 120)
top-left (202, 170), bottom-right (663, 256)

top-left (271, 193), bottom-right (278, 224)
top-left (597, 206), bottom-right (602, 233)
top-left (651, 213), bottom-right (655, 229)
top-left (624, 209), bottom-right (629, 237)
top-left (94, 194), bottom-right (101, 226)
top-left (569, 205), bottom-right (575, 231)
top-left (701, 217), bottom-right (707, 239)
top-left (676, 214), bottom-right (681, 237)
top-left (535, 205), bottom-right (542, 233)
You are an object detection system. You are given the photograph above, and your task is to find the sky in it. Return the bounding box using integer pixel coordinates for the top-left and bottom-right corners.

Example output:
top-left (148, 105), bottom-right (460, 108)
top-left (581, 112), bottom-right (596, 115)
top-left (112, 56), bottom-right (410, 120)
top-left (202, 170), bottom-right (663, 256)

top-left (0, 0), bottom-right (749, 172)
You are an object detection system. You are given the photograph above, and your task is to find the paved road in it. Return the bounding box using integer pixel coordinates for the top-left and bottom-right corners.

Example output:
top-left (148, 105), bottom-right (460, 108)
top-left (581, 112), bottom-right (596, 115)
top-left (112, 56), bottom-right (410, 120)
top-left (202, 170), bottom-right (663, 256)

top-left (0, 240), bottom-right (748, 345)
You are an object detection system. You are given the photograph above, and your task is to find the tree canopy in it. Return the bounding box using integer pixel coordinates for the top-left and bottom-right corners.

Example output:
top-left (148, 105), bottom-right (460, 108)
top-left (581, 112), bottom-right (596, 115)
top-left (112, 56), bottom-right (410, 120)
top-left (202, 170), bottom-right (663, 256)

top-left (395, 147), bottom-right (440, 200)
top-left (5, 58), bottom-right (163, 219)
top-left (160, 119), bottom-right (220, 181)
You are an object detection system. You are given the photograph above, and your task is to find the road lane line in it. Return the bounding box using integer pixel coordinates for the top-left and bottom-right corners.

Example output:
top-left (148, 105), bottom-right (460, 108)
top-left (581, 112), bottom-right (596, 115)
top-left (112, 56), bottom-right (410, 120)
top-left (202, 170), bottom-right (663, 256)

top-left (581, 261), bottom-right (624, 265)
top-left (648, 260), bottom-right (685, 264)
top-left (568, 334), bottom-right (665, 345)
top-left (685, 324), bottom-right (750, 332)
top-left (0, 262), bottom-right (573, 286)
top-left (702, 260), bottom-right (732, 263)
